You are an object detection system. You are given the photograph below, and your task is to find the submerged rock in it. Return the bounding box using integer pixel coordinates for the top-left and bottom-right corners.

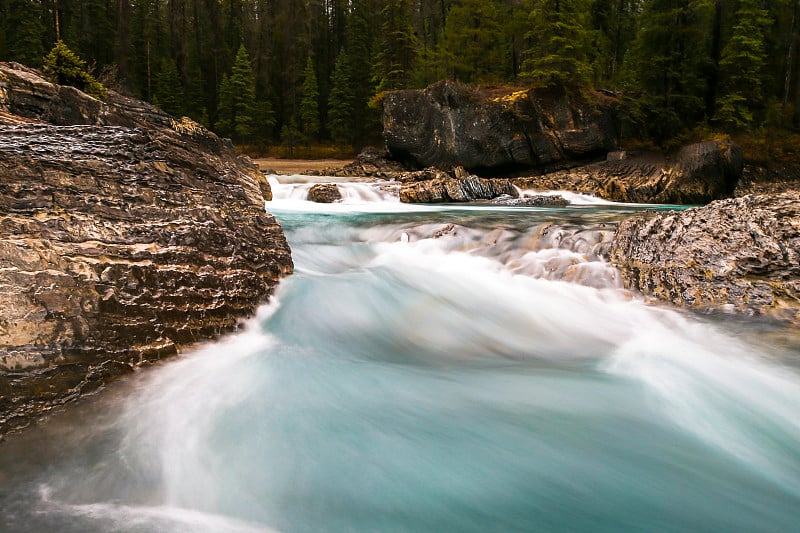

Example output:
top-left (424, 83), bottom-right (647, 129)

top-left (609, 192), bottom-right (800, 324)
top-left (0, 62), bottom-right (293, 436)
top-left (307, 183), bottom-right (342, 203)
top-left (382, 81), bottom-right (618, 174)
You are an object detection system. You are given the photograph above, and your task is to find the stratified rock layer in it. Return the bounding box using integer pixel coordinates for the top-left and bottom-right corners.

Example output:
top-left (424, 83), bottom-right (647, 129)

top-left (0, 62), bottom-right (293, 435)
top-left (399, 170), bottom-right (518, 203)
top-left (382, 81), bottom-right (618, 173)
top-left (609, 192), bottom-right (800, 323)
top-left (514, 142), bottom-right (743, 204)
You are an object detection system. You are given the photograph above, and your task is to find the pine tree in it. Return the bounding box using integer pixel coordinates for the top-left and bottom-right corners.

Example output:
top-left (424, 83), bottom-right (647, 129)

top-left (300, 57), bottom-right (321, 139)
top-left (216, 74), bottom-right (235, 137)
top-left (216, 44), bottom-right (258, 142)
top-left (153, 58), bottom-right (185, 117)
top-left (436, 0), bottom-right (505, 83)
top-left (43, 40), bottom-right (108, 100)
top-left (716, 0), bottom-right (770, 128)
top-left (522, 0), bottom-right (593, 87)
top-left (373, 0), bottom-right (417, 94)
top-left (328, 50), bottom-right (356, 145)
top-left (73, 0), bottom-right (115, 66)
top-left (6, 0), bottom-right (46, 67)
top-left (627, 0), bottom-right (714, 142)
top-left (589, 0), bottom-right (641, 87)
top-left (346, 0), bottom-right (380, 144)
top-left (0, 0), bottom-right (10, 60)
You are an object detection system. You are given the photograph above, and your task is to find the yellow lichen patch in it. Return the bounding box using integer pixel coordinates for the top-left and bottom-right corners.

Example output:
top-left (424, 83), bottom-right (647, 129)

top-left (171, 116), bottom-right (206, 136)
top-left (491, 90), bottom-right (529, 106)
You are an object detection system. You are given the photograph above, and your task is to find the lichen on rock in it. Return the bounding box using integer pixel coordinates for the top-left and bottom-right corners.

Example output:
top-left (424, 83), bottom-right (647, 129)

top-left (609, 192), bottom-right (800, 324)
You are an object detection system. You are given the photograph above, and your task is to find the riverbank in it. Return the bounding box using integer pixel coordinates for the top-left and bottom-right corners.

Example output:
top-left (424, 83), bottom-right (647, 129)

top-left (253, 158), bottom-right (353, 175)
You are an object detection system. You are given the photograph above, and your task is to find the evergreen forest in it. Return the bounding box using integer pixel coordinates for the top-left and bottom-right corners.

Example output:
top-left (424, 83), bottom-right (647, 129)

top-left (1, 0), bottom-right (799, 152)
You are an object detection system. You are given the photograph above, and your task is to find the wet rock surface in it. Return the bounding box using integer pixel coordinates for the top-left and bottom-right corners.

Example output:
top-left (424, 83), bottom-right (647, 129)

top-left (513, 142), bottom-right (743, 204)
top-left (382, 81), bottom-right (618, 173)
top-left (609, 192), bottom-right (800, 324)
top-left (489, 194), bottom-right (569, 207)
top-left (307, 183), bottom-right (342, 203)
top-left (399, 173), bottom-right (518, 203)
top-left (0, 63), bottom-right (293, 436)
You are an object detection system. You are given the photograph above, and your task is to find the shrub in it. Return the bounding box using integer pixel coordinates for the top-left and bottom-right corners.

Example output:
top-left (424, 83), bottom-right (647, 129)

top-left (43, 41), bottom-right (108, 100)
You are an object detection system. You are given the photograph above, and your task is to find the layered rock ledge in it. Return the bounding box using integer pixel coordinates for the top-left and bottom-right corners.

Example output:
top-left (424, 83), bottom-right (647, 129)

top-left (609, 192), bottom-right (800, 324)
top-left (513, 141), bottom-right (743, 204)
top-left (0, 63), bottom-right (293, 436)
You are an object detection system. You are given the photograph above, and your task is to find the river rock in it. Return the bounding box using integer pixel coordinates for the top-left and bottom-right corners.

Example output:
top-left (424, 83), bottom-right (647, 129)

top-left (0, 62), bottom-right (293, 436)
top-left (302, 147), bottom-right (405, 178)
top-left (399, 174), bottom-right (518, 203)
top-left (490, 194), bottom-right (569, 207)
top-left (609, 192), bottom-right (800, 324)
top-left (307, 183), bottom-right (342, 203)
top-left (513, 141), bottom-right (743, 204)
top-left (382, 81), bottom-right (618, 173)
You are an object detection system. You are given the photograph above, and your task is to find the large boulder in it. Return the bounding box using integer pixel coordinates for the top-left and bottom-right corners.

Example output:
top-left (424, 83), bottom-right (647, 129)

top-left (0, 62), bottom-right (294, 436)
top-left (382, 81), bottom-right (618, 173)
top-left (609, 192), bottom-right (800, 324)
top-left (512, 141), bottom-right (743, 204)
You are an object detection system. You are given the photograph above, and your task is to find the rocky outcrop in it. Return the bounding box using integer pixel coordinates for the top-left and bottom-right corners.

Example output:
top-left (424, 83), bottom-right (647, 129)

top-left (490, 194), bottom-right (569, 207)
top-left (513, 141), bottom-right (743, 204)
top-left (380, 80), bottom-right (742, 204)
top-left (302, 147), bottom-right (406, 178)
top-left (393, 141), bottom-right (742, 204)
top-left (609, 192), bottom-right (800, 324)
top-left (0, 62), bottom-right (293, 436)
top-left (399, 172), bottom-right (518, 203)
top-left (382, 81), bottom-right (618, 174)
top-left (307, 183), bottom-right (342, 203)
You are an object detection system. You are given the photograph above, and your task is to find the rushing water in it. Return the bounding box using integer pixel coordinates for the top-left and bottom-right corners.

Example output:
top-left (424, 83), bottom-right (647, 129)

top-left (1, 176), bottom-right (800, 532)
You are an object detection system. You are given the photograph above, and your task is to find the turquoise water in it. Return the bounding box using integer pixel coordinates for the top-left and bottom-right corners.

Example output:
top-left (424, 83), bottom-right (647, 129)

top-left (1, 180), bottom-right (799, 532)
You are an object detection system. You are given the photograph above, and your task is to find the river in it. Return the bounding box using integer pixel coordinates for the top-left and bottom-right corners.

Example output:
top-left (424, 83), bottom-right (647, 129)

top-left (1, 176), bottom-right (799, 532)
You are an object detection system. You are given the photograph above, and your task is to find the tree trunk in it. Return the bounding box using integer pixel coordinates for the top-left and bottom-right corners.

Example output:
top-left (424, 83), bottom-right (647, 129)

top-left (783, 0), bottom-right (798, 125)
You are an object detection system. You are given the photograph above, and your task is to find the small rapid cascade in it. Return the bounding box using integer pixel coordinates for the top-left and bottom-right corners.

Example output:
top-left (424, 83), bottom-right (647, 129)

top-left (1, 178), bottom-right (799, 533)
top-left (267, 175), bottom-right (400, 204)
top-left (514, 186), bottom-right (622, 206)
top-left (355, 220), bottom-right (620, 288)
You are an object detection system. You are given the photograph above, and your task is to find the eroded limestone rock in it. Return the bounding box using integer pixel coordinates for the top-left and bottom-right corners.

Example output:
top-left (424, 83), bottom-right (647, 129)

top-left (0, 62), bottom-right (293, 436)
top-left (609, 192), bottom-right (800, 324)
top-left (512, 141), bottom-right (743, 204)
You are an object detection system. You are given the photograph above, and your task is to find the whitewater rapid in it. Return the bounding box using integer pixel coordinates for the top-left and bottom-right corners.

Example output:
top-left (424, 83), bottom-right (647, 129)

top-left (0, 175), bottom-right (798, 532)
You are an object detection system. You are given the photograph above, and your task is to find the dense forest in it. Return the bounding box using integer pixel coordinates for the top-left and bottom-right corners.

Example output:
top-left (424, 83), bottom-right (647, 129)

top-left (1, 0), bottom-right (799, 151)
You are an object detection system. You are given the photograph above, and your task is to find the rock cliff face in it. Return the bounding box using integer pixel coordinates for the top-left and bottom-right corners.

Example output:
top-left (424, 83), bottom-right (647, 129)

top-left (382, 81), bottom-right (618, 174)
top-left (609, 192), bottom-right (800, 324)
top-left (379, 81), bottom-right (743, 204)
top-left (0, 62), bottom-right (293, 435)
